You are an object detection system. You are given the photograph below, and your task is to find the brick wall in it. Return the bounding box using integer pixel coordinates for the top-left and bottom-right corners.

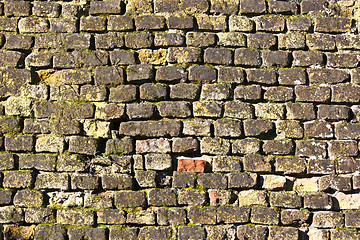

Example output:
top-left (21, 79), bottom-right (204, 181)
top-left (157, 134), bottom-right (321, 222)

top-left (0, 0), bottom-right (360, 239)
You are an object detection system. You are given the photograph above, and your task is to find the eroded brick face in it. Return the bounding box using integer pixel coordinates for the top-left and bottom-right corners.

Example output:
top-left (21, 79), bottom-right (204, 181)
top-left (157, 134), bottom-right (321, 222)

top-left (2, 0), bottom-right (360, 239)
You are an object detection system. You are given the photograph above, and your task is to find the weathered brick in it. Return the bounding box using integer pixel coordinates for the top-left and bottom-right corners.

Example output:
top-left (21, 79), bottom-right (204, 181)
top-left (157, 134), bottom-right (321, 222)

top-left (303, 193), bottom-right (332, 210)
top-left (269, 0), bottom-right (297, 14)
top-left (263, 139), bottom-right (294, 155)
top-left (247, 69), bottom-right (277, 85)
top-left (13, 190), bottom-right (43, 207)
top-left (274, 156), bottom-right (306, 174)
top-left (157, 207), bottom-right (187, 226)
top-left (332, 84), bottom-right (360, 102)
top-left (279, 33), bottom-right (306, 49)
top-left (243, 120), bottom-right (274, 137)
top-left (90, 0), bottom-right (122, 14)
top-left (125, 33), bottom-right (152, 49)
top-left (138, 227), bottom-right (172, 240)
top-left (126, 210), bottom-right (155, 225)
top-left (300, 0), bottom-right (327, 14)
top-left (57, 210), bottom-right (94, 226)
top-left (108, 15), bottom-right (134, 31)
top-left (306, 34), bottom-right (336, 51)
top-left (94, 32), bottom-right (124, 48)
top-left (335, 122), bottom-right (360, 140)
top-left (269, 227), bottom-right (299, 240)
top-left (328, 140), bottom-right (358, 159)
top-left (318, 105), bottom-right (350, 120)
top-left (201, 138), bottom-right (230, 155)
top-left (264, 86), bottom-right (293, 102)
top-left (5, 135), bottom-right (34, 152)
top-left (228, 172), bottom-right (257, 188)
top-left (304, 120), bottom-right (333, 139)
top-left (237, 225), bottom-right (268, 240)
top-left (196, 14), bottom-right (227, 31)
top-left (248, 34), bottom-right (277, 49)
top-left (240, 0), bottom-right (266, 14)
top-left (167, 47), bottom-right (201, 63)
top-left (296, 140), bottom-right (327, 159)
top-left (188, 207), bottom-right (216, 225)
top-left (251, 206), bottom-right (279, 225)
top-left (255, 103), bottom-right (285, 119)
top-left (0, 206), bottom-right (24, 223)
top-left (168, 16), bottom-right (194, 29)
top-left (262, 51), bottom-right (291, 67)
top-left (214, 118), bottom-right (242, 137)
top-left (229, 15), bottom-right (254, 32)
top-left (110, 50), bottom-right (135, 65)
top-left (327, 53), bottom-right (359, 68)
top-left (109, 85), bottom-right (137, 103)
top-left (204, 48), bottom-right (232, 65)
top-left (139, 83), bottom-right (166, 101)
top-left (198, 173), bottom-right (227, 189)
top-left (18, 17), bottom-right (49, 33)
top-left (234, 48), bottom-right (261, 67)
top-left (286, 102), bottom-right (315, 120)
top-left (312, 211), bottom-right (344, 228)
top-left (179, 0), bottom-right (209, 14)
top-left (109, 228), bottom-right (138, 240)
top-left (115, 190), bottom-right (146, 208)
top-left (154, 0), bottom-right (179, 12)
top-left (157, 101), bottom-right (192, 118)
top-left (256, 15), bottom-right (285, 32)
top-left (270, 192), bottom-right (301, 208)
top-left (4, 34), bottom-right (33, 50)
top-left (315, 17), bottom-right (352, 33)
top-left (4, 1), bottom-right (31, 16)
top-left (243, 154), bottom-right (271, 172)
top-left (68, 228), bottom-right (106, 240)
top-left (102, 173), bottom-right (133, 190)
top-left (148, 188), bottom-right (177, 206)
top-left (19, 154), bottom-right (56, 171)
top-left (35, 172), bottom-right (68, 190)
top-left (0, 18), bottom-right (18, 31)
top-left (233, 138), bottom-right (261, 155)
top-left (135, 15), bottom-right (165, 30)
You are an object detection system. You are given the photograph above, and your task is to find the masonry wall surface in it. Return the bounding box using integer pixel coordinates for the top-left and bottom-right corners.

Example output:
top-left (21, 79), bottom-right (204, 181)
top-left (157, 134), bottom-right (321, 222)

top-left (1, 0), bottom-right (360, 239)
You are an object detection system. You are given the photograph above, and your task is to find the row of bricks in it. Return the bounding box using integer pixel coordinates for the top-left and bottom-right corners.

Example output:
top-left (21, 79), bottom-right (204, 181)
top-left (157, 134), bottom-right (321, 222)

top-left (4, 224), bottom-right (359, 240)
top-left (0, 0), bottom-right (334, 17)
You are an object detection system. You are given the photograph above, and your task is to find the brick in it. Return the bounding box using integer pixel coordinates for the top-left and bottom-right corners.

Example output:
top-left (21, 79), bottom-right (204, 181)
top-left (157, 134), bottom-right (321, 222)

top-left (68, 228), bottom-right (106, 240)
top-left (238, 190), bottom-right (267, 207)
top-left (248, 34), bottom-right (277, 49)
top-left (286, 102), bottom-right (315, 120)
top-left (228, 172), bottom-right (257, 188)
top-left (0, 206), bottom-right (24, 223)
top-left (237, 225), bottom-right (268, 240)
top-left (201, 138), bottom-right (230, 155)
top-left (109, 228), bottom-right (138, 240)
top-left (49, 18), bottom-right (77, 33)
top-left (183, 120), bottom-right (211, 136)
top-left (240, 0), bottom-right (266, 14)
top-left (233, 138), bottom-right (261, 155)
top-left (4, 1), bottom-right (31, 16)
top-left (179, 0), bottom-right (209, 14)
top-left (147, 189), bottom-right (177, 206)
top-left (198, 173), bottom-right (227, 189)
top-left (263, 139), bottom-right (294, 155)
top-left (145, 154), bottom-right (172, 170)
top-left (90, 0), bottom-right (122, 14)
top-left (4, 34), bottom-right (33, 50)
top-left (63, 33), bottom-right (91, 49)
top-left (156, 66), bottom-right (186, 83)
top-left (115, 191), bottom-right (146, 208)
top-left (136, 139), bottom-right (170, 154)
top-left (269, 227), bottom-right (299, 240)
top-left (235, 85), bottom-right (261, 101)
top-left (295, 140), bottom-right (327, 159)
top-left (331, 229), bottom-right (360, 240)
top-left (154, 0), bottom-right (179, 12)
top-left (57, 210), bottom-right (94, 226)
top-left (125, 33), bottom-right (152, 49)
top-left (188, 207), bottom-right (216, 225)
top-left (336, 34), bottom-right (360, 50)
top-left (304, 120), bottom-right (333, 139)
top-left (109, 85), bottom-right (137, 103)
top-left (319, 174), bottom-right (352, 191)
top-left (167, 47), bottom-right (201, 63)
top-left (243, 154), bottom-right (271, 172)
top-left (328, 140), bottom-right (358, 159)
top-left (229, 15), bottom-right (254, 32)
top-left (234, 48), bottom-right (261, 67)
top-left (120, 120), bottom-right (181, 137)
top-left (332, 84), bottom-right (360, 102)
top-left (33, 1), bottom-right (60, 17)
top-left (313, 211), bottom-right (344, 228)
top-left (261, 175), bottom-right (286, 190)
top-left (306, 33), bottom-right (336, 51)
top-left (19, 154), bottom-right (56, 171)
top-left (3, 171), bottom-right (32, 188)
top-left (0, 117), bottom-right (21, 133)
top-left (211, 0), bottom-right (239, 14)
top-left (196, 14), bottom-right (227, 31)
top-left (173, 137), bottom-right (199, 153)
top-left (256, 15), bottom-right (285, 32)
top-left (193, 101), bottom-right (222, 117)
top-left (178, 189), bottom-right (206, 205)
top-left (189, 66), bottom-right (217, 83)
top-left (35, 172), bottom-right (68, 190)
top-left (255, 103), bottom-right (285, 119)
top-left (300, 0), bottom-right (327, 14)
top-left (217, 32), bottom-right (246, 47)
top-left (0, 18), bottom-right (18, 31)
top-left (251, 207), bottom-right (279, 225)
top-left (108, 16), bottom-right (134, 31)
top-left (5, 135), bottom-right (34, 152)
top-left (13, 190), bottom-right (43, 207)
top-left (293, 51), bottom-right (324, 67)
top-left (0, 51), bottom-right (23, 67)
top-left (172, 171), bottom-right (196, 188)
top-left (303, 193), bottom-right (332, 210)
top-left (247, 69), bottom-right (277, 85)
top-left (25, 208), bottom-right (55, 224)
top-left (155, 33), bottom-right (184, 47)
top-left (315, 17), bottom-right (352, 33)
top-left (269, 0), bottom-right (297, 14)
top-left (204, 48), bottom-right (232, 65)
top-left (295, 85), bottom-right (330, 102)
top-left (270, 192), bottom-right (301, 208)
top-left (126, 0), bottom-right (153, 13)
top-left (157, 101), bottom-right (192, 118)
top-left (25, 53), bottom-right (52, 67)
top-left (262, 51), bottom-right (291, 67)
top-left (243, 120), bottom-right (274, 137)
top-left (135, 15), bottom-right (165, 30)
top-left (217, 207), bottom-right (249, 224)
top-left (327, 53), bottom-right (359, 68)
top-left (318, 105), bottom-right (350, 120)
top-left (168, 16), bottom-right (194, 29)
top-left (140, 83), bottom-right (166, 101)
top-left (34, 225), bottom-right (66, 240)
top-left (138, 227), bottom-right (172, 240)
top-left (69, 136), bottom-right (98, 155)
top-left (18, 17), bottom-right (49, 33)
top-left (0, 154), bottom-right (15, 171)
top-left (274, 156), bottom-right (306, 174)
top-left (80, 85), bottom-right (107, 102)
top-left (264, 86), bottom-right (293, 102)
top-left (110, 50), bottom-right (135, 65)
top-left (213, 156), bottom-right (242, 172)
top-left (95, 33), bottom-right (124, 49)
top-left (126, 210), bottom-right (155, 225)
top-left (71, 174), bottom-right (99, 190)
top-left (278, 33), bottom-right (306, 49)
top-left (335, 122), bottom-right (360, 140)
top-left (102, 173), bottom-right (133, 190)
top-left (214, 118), bottom-right (242, 137)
